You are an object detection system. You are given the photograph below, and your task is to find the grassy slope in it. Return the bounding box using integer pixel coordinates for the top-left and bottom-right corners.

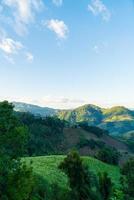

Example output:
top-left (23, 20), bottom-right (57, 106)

top-left (24, 156), bottom-right (120, 189)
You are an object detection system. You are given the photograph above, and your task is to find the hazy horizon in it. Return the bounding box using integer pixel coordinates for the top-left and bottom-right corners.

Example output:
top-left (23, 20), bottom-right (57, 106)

top-left (1, 97), bottom-right (134, 110)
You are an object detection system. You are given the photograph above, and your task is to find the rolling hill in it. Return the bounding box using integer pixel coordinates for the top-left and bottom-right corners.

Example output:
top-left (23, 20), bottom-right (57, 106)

top-left (13, 102), bottom-right (134, 135)
top-left (24, 155), bottom-right (120, 190)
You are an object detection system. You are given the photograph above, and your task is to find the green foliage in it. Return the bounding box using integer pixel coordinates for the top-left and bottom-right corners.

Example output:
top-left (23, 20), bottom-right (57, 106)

top-left (111, 189), bottom-right (124, 200)
top-left (121, 158), bottom-right (134, 200)
top-left (97, 147), bottom-right (120, 165)
top-left (77, 138), bottom-right (105, 150)
top-left (78, 122), bottom-right (108, 137)
top-left (16, 112), bottom-right (65, 156)
top-left (0, 101), bottom-right (28, 159)
top-left (24, 155), bottom-right (120, 187)
top-left (59, 151), bottom-right (100, 200)
top-left (0, 101), bottom-right (34, 200)
top-left (77, 138), bottom-right (96, 149)
top-left (1, 161), bottom-right (34, 200)
top-left (99, 172), bottom-right (113, 200)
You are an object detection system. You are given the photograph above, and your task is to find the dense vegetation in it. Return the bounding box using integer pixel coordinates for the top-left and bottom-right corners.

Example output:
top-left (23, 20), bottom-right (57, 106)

top-left (96, 147), bottom-right (120, 165)
top-left (15, 111), bottom-right (129, 158)
top-left (24, 154), bottom-right (120, 200)
top-left (0, 101), bottom-right (134, 199)
top-left (0, 101), bottom-right (34, 199)
top-left (24, 153), bottom-right (134, 200)
top-left (16, 112), bottom-right (65, 156)
top-left (118, 131), bottom-right (134, 153)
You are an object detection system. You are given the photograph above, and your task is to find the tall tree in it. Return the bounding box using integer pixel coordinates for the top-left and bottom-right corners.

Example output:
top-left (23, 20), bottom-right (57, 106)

top-left (59, 150), bottom-right (100, 200)
top-left (98, 172), bottom-right (113, 200)
top-left (0, 101), bottom-right (34, 200)
top-left (121, 158), bottom-right (134, 200)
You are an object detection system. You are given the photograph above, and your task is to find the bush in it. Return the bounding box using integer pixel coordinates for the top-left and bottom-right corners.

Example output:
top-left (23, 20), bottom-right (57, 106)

top-left (77, 138), bottom-right (97, 149)
top-left (96, 147), bottom-right (120, 165)
top-left (78, 122), bottom-right (108, 137)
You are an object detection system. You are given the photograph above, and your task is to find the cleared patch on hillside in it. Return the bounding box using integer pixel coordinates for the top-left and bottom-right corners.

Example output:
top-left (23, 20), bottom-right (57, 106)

top-left (24, 155), bottom-right (120, 189)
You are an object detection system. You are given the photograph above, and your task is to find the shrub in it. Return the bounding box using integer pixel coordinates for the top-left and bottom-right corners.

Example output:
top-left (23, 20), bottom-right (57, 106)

top-left (96, 147), bottom-right (120, 165)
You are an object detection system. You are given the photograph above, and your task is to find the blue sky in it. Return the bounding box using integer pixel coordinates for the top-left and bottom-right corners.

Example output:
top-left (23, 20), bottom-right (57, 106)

top-left (0, 0), bottom-right (134, 109)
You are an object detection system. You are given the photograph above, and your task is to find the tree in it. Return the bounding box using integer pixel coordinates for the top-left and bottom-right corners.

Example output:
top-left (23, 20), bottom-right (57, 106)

top-left (121, 158), bottom-right (134, 200)
top-left (0, 101), bottom-right (34, 200)
top-left (98, 172), bottom-right (113, 200)
top-left (97, 147), bottom-right (120, 165)
top-left (59, 150), bottom-right (100, 200)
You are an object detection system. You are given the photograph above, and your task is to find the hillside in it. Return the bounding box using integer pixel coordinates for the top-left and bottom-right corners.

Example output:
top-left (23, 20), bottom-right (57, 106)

top-left (13, 102), bottom-right (134, 135)
top-left (58, 105), bottom-right (134, 136)
top-left (16, 112), bottom-right (131, 161)
top-left (62, 127), bottom-right (129, 156)
top-left (24, 155), bottom-right (120, 189)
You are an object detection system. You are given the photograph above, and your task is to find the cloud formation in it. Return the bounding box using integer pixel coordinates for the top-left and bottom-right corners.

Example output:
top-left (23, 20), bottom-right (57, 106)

top-left (44, 19), bottom-right (69, 39)
top-left (0, 37), bottom-right (23, 54)
top-left (88, 0), bottom-right (111, 21)
top-left (3, 0), bottom-right (43, 35)
top-left (52, 0), bottom-right (63, 7)
top-left (0, 30), bottom-right (34, 63)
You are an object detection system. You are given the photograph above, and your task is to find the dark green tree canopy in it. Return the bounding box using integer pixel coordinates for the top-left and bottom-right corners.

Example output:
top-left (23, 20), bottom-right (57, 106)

top-left (0, 101), bottom-right (34, 200)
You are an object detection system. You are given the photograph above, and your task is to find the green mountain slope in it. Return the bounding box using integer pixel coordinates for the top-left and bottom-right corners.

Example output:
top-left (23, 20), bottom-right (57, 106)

top-left (102, 106), bottom-right (134, 122)
top-left (58, 105), bottom-right (134, 135)
top-left (13, 102), bottom-right (134, 135)
top-left (58, 104), bottom-right (103, 125)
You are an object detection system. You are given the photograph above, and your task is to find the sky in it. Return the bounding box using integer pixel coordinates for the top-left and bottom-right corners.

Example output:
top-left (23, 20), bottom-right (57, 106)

top-left (0, 0), bottom-right (134, 109)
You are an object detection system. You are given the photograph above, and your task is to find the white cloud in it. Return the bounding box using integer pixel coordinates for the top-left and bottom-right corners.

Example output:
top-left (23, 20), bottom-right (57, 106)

top-left (88, 0), bottom-right (111, 21)
top-left (0, 36), bottom-right (23, 63)
top-left (0, 37), bottom-right (23, 54)
top-left (52, 0), bottom-right (63, 7)
top-left (44, 19), bottom-right (69, 39)
top-left (3, 0), bottom-right (43, 35)
top-left (0, 31), bottom-right (34, 63)
top-left (26, 52), bottom-right (34, 62)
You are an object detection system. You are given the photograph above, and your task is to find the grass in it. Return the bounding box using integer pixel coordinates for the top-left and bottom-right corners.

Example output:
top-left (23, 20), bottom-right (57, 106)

top-left (23, 155), bottom-right (120, 189)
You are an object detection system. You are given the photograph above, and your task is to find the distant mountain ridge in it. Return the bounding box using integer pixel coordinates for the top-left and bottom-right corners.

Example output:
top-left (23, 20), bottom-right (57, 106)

top-left (13, 102), bottom-right (58, 117)
top-left (13, 102), bottom-right (134, 135)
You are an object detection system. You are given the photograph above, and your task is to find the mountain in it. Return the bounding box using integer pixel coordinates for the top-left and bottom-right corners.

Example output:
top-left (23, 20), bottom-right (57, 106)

top-left (57, 105), bottom-right (134, 136)
top-left (13, 102), bottom-right (134, 136)
top-left (58, 104), bottom-right (103, 126)
top-left (13, 102), bottom-right (57, 117)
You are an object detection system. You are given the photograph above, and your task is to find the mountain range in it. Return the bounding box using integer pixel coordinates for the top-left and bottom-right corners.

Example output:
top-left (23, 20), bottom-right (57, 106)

top-left (13, 102), bottom-right (134, 136)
